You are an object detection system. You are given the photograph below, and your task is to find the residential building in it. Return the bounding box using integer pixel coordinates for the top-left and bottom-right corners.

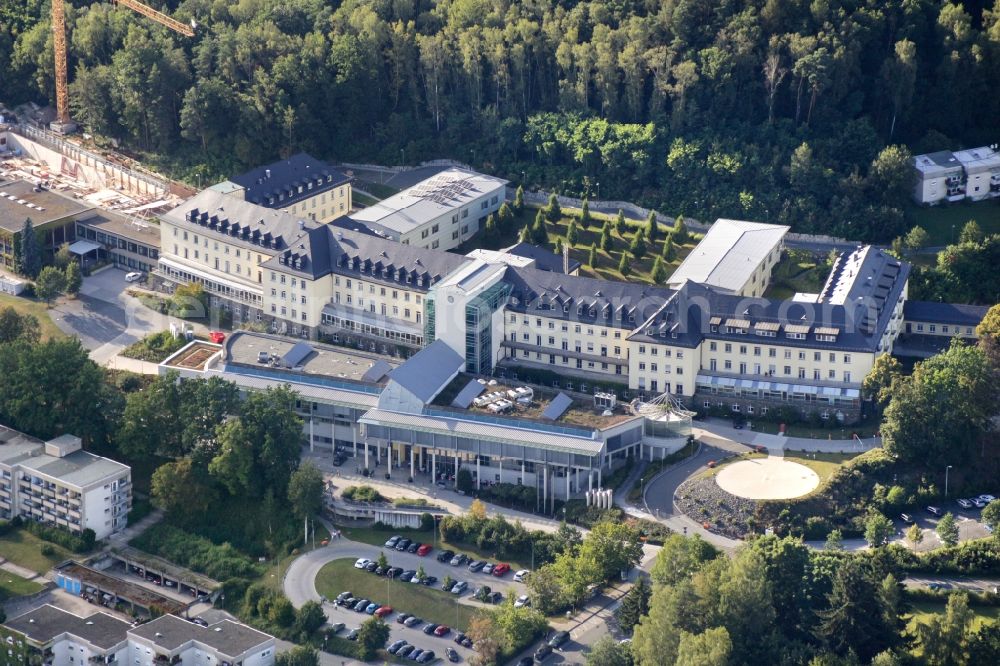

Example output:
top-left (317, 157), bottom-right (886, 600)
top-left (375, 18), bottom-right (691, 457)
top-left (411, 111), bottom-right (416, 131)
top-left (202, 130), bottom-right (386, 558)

top-left (912, 145), bottom-right (1000, 204)
top-left (665, 218), bottom-right (788, 297)
top-left (895, 300), bottom-right (991, 358)
top-left (348, 168), bottom-right (507, 251)
top-left (74, 210), bottom-right (160, 273)
top-left (3, 605), bottom-right (276, 666)
top-left (0, 180), bottom-right (93, 270)
top-left (0, 427), bottom-right (131, 539)
top-left (213, 152), bottom-right (352, 223)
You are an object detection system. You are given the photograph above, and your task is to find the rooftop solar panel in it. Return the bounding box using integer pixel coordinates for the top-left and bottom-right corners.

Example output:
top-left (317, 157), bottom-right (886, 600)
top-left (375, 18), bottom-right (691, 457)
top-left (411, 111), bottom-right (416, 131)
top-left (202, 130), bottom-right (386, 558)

top-left (541, 392), bottom-right (573, 420)
top-left (281, 342), bottom-right (315, 368)
top-left (451, 380), bottom-right (487, 409)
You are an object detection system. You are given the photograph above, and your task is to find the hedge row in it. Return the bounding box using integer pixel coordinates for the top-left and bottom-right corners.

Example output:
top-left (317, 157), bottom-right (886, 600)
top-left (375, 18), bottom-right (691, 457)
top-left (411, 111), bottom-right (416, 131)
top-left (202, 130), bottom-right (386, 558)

top-left (131, 524), bottom-right (265, 580)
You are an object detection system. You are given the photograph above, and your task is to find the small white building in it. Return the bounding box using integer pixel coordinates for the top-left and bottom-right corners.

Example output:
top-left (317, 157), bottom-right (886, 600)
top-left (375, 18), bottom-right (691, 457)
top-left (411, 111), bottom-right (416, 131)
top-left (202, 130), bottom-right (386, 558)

top-left (0, 427), bottom-right (131, 540)
top-left (666, 219), bottom-right (788, 297)
top-left (912, 145), bottom-right (1000, 204)
top-left (349, 168), bottom-right (507, 251)
top-left (952, 146), bottom-right (1000, 201)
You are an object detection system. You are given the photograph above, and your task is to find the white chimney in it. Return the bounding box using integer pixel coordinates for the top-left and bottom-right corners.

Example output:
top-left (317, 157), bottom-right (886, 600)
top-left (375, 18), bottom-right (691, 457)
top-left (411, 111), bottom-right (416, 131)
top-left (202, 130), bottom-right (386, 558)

top-left (265, 169), bottom-right (271, 179)
top-left (563, 244), bottom-right (570, 274)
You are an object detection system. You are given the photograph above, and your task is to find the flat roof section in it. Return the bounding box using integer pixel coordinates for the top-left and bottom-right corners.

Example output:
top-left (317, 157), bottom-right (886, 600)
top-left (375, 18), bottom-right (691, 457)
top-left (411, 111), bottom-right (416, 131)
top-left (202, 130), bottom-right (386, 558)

top-left (19, 449), bottom-right (129, 489)
top-left (131, 615), bottom-right (272, 657)
top-left (162, 340), bottom-right (224, 371)
top-left (350, 168), bottom-right (507, 235)
top-left (225, 331), bottom-right (398, 384)
top-left (0, 180), bottom-right (94, 232)
top-left (56, 562), bottom-right (187, 616)
top-left (76, 210), bottom-right (162, 247)
top-left (667, 218), bottom-right (789, 293)
top-left (5, 604), bottom-right (130, 650)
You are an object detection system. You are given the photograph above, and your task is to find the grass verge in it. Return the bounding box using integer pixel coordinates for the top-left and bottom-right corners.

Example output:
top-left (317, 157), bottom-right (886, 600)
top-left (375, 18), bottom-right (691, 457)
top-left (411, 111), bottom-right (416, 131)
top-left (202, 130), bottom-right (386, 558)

top-left (907, 601), bottom-right (999, 656)
top-left (905, 200), bottom-right (1000, 246)
top-left (0, 293), bottom-right (67, 341)
top-left (0, 571), bottom-right (44, 601)
top-left (315, 558), bottom-right (478, 632)
top-left (0, 529), bottom-right (73, 574)
top-left (781, 451), bottom-right (860, 485)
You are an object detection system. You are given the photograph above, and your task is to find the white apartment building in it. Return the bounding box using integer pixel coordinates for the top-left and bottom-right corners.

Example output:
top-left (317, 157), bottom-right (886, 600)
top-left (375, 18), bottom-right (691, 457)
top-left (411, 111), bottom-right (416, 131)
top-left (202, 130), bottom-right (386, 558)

top-left (666, 218), bottom-right (788, 297)
top-left (0, 428), bottom-right (131, 540)
top-left (4, 605), bottom-right (275, 666)
top-left (348, 168), bottom-right (507, 251)
top-left (912, 145), bottom-right (1000, 204)
top-left (212, 152), bottom-right (352, 223)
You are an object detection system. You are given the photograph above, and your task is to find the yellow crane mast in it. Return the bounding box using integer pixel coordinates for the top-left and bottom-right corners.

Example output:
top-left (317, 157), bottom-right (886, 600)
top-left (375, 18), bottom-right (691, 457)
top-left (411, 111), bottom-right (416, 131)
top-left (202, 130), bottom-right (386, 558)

top-left (51, 0), bottom-right (196, 133)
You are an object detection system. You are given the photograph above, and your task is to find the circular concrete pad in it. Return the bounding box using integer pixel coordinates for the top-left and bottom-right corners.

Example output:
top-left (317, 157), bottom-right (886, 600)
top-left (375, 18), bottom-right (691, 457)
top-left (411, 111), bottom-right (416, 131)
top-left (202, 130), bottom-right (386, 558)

top-left (715, 457), bottom-right (819, 500)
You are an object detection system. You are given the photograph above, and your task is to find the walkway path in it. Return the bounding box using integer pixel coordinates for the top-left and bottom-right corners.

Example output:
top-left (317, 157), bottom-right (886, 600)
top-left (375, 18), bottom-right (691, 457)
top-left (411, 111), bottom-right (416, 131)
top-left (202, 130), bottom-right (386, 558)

top-left (0, 558), bottom-right (47, 582)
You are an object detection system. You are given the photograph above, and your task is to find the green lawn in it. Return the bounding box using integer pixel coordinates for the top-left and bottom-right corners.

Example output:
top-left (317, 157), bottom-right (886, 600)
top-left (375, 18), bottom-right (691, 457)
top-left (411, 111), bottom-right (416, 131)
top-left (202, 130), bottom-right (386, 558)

top-left (749, 415), bottom-right (881, 440)
top-left (352, 191), bottom-right (381, 207)
top-left (765, 250), bottom-right (831, 299)
top-left (336, 523), bottom-right (533, 572)
top-left (905, 200), bottom-right (1000, 246)
top-left (782, 451), bottom-right (859, 485)
top-left (315, 558), bottom-right (479, 632)
top-left (0, 292), bottom-right (67, 341)
top-left (0, 571), bottom-right (44, 601)
top-left (907, 601), bottom-right (999, 656)
top-left (0, 529), bottom-right (74, 574)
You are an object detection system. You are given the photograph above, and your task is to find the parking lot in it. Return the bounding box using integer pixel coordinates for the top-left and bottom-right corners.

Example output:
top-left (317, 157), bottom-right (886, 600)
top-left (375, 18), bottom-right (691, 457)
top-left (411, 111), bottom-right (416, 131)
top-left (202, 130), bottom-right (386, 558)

top-left (894, 495), bottom-right (996, 552)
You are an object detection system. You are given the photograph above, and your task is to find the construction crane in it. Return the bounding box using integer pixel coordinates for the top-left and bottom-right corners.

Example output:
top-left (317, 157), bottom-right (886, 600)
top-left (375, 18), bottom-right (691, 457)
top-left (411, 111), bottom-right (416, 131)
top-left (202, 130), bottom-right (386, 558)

top-left (51, 0), bottom-right (196, 133)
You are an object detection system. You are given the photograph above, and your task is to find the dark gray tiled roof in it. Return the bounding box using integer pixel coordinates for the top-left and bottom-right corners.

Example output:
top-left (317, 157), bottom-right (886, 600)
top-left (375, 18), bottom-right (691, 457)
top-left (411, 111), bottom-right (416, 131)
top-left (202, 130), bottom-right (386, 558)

top-left (129, 615), bottom-right (271, 657)
top-left (230, 153), bottom-right (350, 208)
top-left (5, 605), bottom-right (129, 650)
top-left (903, 301), bottom-right (989, 327)
top-left (504, 265), bottom-right (674, 330)
top-left (502, 242), bottom-right (581, 274)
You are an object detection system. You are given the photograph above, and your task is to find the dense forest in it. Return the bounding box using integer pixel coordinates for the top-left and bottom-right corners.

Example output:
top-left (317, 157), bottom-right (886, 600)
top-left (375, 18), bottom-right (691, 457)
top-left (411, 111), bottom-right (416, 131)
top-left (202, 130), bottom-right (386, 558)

top-left (2, 0), bottom-right (1000, 240)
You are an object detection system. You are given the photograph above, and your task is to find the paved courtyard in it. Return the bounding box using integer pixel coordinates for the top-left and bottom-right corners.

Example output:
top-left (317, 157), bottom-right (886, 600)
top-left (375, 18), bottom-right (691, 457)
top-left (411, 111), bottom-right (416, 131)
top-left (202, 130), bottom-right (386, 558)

top-left (714, 457), bottom-right (820, 500)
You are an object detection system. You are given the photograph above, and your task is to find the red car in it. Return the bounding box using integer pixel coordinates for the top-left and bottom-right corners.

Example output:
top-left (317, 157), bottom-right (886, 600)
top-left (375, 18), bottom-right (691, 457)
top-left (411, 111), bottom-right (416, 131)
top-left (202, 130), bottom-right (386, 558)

top-left (417, 544), bottom-right (432, 556)
top-left (491, 563), bottom-right (511, 577)
top-left (374, 606), bottom-right (393, 618)
top-left (434, 625), bottom-right (451, 637)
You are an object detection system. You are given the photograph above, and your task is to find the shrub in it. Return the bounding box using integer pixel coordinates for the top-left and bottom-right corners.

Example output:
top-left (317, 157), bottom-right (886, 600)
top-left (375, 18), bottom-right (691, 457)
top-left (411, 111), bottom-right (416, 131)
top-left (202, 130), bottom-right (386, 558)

top-left (40, 544), bottom-right (55, 557)
top-left (341, 485), bottom-right (385, 503)
top-left (22, 521), bottom-right (94, 553)
top-left (131, 524), bottom-right (265, 580)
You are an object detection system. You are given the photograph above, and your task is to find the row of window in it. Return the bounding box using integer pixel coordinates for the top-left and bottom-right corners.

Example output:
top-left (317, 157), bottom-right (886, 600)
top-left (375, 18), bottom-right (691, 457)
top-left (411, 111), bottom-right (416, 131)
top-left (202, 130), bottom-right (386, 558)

top-left (517, 349), bottom-right (625, 375)
top-left (512, 316), bottom-right (625, 339)
top-left (706, 341), bottom-right (853, 364)
top-left (913, 322), bottom-right (974, 335)
top-left (335, 277), bottom-right (422, 303)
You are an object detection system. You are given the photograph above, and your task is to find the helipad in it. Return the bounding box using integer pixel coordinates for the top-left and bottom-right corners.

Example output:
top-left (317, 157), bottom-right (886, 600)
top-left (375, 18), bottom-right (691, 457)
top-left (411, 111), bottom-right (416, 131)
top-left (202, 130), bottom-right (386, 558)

top-left (714, 457), bottom-right (819, 500)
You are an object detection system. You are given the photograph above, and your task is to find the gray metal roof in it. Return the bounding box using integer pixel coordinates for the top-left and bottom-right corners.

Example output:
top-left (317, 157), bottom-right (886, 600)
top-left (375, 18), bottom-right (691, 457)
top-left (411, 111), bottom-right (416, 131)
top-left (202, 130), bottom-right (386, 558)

top-left (387, 340), bottom-right (464, 404)
top-left (281, 341), bottom-right (315, 368)
top-left (667, 219), bottom-right (788, 292)
top-left (451, 379), bottom-right (486, 408)
top-left (362, 360), bottom-right (394, 383)
top-left (18, 449), bottom-right (128, 490)
top-left (130, 615), bottom-right (272, 657)
top-left (541, 392), bottom-right (573, 420)
top-left (904, 300), bottom-right (990, 326)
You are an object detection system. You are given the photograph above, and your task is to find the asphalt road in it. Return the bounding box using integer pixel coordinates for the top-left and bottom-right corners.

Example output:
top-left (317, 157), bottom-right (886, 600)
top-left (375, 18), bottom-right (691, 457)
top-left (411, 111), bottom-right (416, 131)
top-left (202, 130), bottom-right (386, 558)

top-left (49, 292), bottom-right (127, 349)
top-left (284, 537), bottom-right (532, 664)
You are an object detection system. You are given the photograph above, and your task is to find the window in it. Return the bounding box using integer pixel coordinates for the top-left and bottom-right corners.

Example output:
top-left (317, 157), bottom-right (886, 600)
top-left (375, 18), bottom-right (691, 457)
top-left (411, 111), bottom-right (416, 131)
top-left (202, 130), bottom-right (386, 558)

top-left (843, 354), bottom-right (851, 364)
top-left (462, 209), bottom-right (469, 218)
top-left (844, 371), bottom-right (852, 383)
top-left (724, 343), bottom-right (732, 353)
top-left (432, 224), bottom-right (439, 233)
top-left (709, 342), bottom-right (717, 351)
top-left (724, 360), bottom-right (732, 370)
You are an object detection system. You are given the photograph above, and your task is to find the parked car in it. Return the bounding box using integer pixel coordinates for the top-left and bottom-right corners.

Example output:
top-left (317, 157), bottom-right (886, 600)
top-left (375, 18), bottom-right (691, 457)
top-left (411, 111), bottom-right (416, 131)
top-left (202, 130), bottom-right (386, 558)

top-left (397, 645), bottom-right (415, 658)
top-left (928, 582), bottom-right (953, 591)
top-left (364, 561), bottom-right (378, 573)
top-left (958, 498), bottom-right (974, 509)
top-left (421, 576), bottom-right (438, 586)
top-left (487, 591), bottom-right (503, 604)
top-left (900, 513), bottom-right (914, 524)
top-left (417, 651), bottom-right (436, 664)
top-left (409, 649), bottom-right (424, 661)
top-left (389, 640), bottom-right (408, 654)
top-left (352, 599), bottom-right (369, 612)
top-left (468, 560), bottom-right (485, 573)
top-left (451, 581), bottom-right (468, 595)
top-left (329, 622), bottom-right (345, 633)
top-left (514, 595), bottom-right (530, 608)
top-left (926, 506), bottom-right (942, 516)
top-left (335, 591), bottom-right (352, 604)
top-left (397, 613), bottom-right (412, 624)
top-left (353, 558), bottom-right (371, 569)
top-left (973, 498), bottom-right (988, 508)
top-left (404, 616), bottom-right (423, 628)
top-left (481, 563), bottom-right (494, 575)
top-left (492, 563), bottom-right (511, 577)
top-left (534, 644), bottom-right (553, 662)
top-left (423, 624), bottom-right (439, 635)
top-left (516, 658), bottom-right (533, 666)
top-left (400, 569), bottom-right (417, 582)
top-left (408, 542), bottom-right (421, 554)
top-left (435, 625), bottom-right (451, 637)
top-left (460, 636), bottom-right (473, 648)
top-left (386, 566), bottom-right (403, 578)
top-left (548, 631), bottom-right (570, 649)
top-left (446, 647), bottom-right (461, 662)
top-left (453, 632), bottom-right (467, 645)
top-left (450, 553), bottom-right (469, 566)
top-left (125, 271), bottom-right (144, 283)
top-left (342, 597), bottom-right (357, 608)
top-left (364, 602), bottom-right (379, 614)
top-left (346, 629), bottom-right (359, 641)
top-left (473, 585), bottom-right (491, 600)
top-left (979, 494), bottom-right (997, 503)
top-left (191, 618), bottom-right (208, 627)
top-left (396, 538), bottom-right (412, 551)
top-left (375, 565), bottom-right (389, 576)
top-left (417, 544), bottom-right (432, 556)
top-left (513, 569), bottom-right (530, 582)
top-left (374, 605), bottom-right (393, 618)
top-left (409, 573), bottom-right (425, 584)
top-left (437, 549), bottom-right (455, 563)
top-left (385, 536), bottom-right (402, 548)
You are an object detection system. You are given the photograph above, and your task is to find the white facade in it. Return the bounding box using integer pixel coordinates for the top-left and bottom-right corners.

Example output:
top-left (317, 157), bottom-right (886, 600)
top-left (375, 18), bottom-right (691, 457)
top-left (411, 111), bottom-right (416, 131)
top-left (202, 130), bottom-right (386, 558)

top-left (912, 145), bottom-right (1000, 204)
top-left (350, 168), bottom-right (507, 251)
top-left (0, 430), bottom-right (131, 539)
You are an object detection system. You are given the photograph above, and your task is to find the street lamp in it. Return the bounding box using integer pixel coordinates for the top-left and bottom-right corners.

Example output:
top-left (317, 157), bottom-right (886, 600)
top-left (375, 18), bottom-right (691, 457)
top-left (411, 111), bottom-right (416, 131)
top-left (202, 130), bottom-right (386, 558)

top-left (945, 465), bottom-right (953, 497)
